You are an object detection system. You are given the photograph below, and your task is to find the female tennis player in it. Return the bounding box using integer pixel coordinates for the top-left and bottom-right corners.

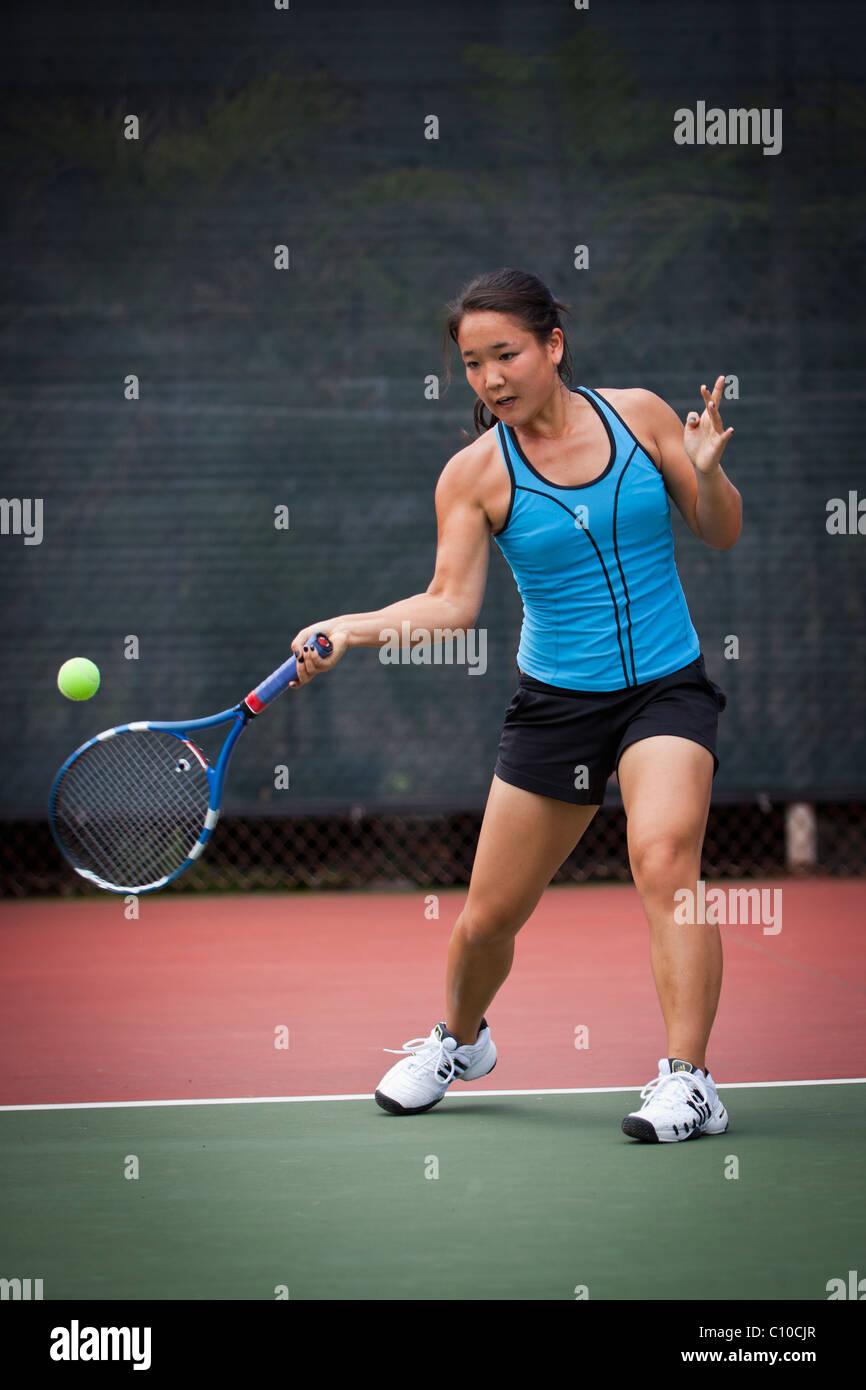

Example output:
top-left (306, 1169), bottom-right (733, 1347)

top-left (289, 268), bottom-right (741, 1143)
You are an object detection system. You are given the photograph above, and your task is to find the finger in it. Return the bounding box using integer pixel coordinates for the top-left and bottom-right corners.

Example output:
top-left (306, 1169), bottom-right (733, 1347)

top-left (291, 626), bottom-right (323, 671)
top-left (706, 427), bottom-right (734, 462)
top-left (700, 385), bottom-right (724, 431)
top-left (294, 639), bottom-right (318, 684)
top-left (301, 639), bottom-right (323, 674)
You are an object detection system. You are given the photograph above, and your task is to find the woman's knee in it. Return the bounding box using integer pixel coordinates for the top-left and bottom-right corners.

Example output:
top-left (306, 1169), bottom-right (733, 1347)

top-left (628, 831), bottom-right (699, 891)
top-left (456, 899), bottom-right (525, 947)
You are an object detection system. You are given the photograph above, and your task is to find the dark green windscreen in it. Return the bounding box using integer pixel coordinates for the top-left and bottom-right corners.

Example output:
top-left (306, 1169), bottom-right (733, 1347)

top-left (1, 0), bottom-right (863, 817)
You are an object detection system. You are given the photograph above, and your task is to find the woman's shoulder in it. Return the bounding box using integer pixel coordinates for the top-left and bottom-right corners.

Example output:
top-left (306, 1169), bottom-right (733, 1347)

top-left (586, 387), bottom-right (663, 470)
top-left (440, 425), bottom-right (502, 485)
top-left (591, 385), bottom-right (657, 413)
top-left (433, 427), bottom-right (509, 530)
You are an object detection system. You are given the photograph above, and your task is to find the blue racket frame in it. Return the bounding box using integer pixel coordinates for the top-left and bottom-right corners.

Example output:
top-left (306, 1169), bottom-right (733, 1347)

top-left (48, 633), bottom-right (332, 895)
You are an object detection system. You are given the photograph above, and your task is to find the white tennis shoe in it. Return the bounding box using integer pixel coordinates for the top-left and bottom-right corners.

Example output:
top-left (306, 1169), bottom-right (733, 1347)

top-left (622, 1058), bottom-right (729, 1143)
top-left (375, 1020), bottom-right (497, 1115)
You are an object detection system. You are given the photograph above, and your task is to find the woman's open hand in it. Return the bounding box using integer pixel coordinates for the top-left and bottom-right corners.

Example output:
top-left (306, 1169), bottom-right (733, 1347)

top-left (684, 376), bottom-right (734, 475)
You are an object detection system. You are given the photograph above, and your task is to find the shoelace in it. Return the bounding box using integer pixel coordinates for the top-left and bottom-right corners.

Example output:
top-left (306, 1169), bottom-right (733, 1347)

top-left (639, 1070), bottom-right (712, 1117)
top-left (383, 1034), bottom-right (457, 1084)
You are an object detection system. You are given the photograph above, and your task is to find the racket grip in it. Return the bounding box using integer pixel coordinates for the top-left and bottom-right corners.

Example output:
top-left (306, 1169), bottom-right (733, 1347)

top-left (243, 633), bottom-right (334, 714)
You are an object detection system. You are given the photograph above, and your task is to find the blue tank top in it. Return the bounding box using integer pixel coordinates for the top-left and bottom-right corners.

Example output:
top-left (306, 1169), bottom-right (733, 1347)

top-left (492, 387), bottom-right (700, 690)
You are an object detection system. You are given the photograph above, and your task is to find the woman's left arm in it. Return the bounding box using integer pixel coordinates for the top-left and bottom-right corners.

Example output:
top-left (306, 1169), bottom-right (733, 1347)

top-left (640, 376), bottom-right (742, 550)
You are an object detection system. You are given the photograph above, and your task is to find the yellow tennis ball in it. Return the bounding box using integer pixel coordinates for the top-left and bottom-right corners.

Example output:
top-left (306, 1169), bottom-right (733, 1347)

top-left (57, 657), bottom-right (101, 701)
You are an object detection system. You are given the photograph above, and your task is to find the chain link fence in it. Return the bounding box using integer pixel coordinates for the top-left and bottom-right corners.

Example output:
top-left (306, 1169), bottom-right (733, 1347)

top-left (3, 799), bottom-right (864, 898)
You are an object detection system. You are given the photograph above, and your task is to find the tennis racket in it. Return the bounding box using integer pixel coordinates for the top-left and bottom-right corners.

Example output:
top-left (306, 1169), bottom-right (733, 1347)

top-left (48, 633), bottom-right (333, 895)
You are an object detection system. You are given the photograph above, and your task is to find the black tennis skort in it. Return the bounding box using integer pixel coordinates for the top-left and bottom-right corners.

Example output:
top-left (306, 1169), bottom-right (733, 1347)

top-left (494, 653), bottom-right (728, 806)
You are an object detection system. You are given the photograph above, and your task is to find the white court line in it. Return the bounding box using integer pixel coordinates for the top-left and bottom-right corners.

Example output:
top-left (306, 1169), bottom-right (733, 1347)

top-left (1, 1077), bottom-right (864, 1113)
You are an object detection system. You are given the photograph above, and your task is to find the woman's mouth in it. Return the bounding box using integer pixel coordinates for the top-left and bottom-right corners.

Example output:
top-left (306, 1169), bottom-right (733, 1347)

top-left (495, 395), bottom-right (516, 409)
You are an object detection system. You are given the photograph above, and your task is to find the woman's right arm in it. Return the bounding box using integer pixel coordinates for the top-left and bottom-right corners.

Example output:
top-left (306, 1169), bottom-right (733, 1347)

top-left (289, 449), bottom-right (491, 685)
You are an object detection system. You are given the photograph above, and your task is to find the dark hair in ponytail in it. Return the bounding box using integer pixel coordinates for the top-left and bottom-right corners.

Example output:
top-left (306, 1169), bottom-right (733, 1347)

top-left (442, 268), bottom-right (573, 434)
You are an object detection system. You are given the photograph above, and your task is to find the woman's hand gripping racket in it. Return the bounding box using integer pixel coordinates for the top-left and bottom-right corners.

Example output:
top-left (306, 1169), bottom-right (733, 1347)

top-left (48, 634), bottom-right (334, 895)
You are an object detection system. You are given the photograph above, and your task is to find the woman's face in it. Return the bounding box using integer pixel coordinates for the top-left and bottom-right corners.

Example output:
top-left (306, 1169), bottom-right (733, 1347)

top-left (457, 311), bottom-right (563, 426)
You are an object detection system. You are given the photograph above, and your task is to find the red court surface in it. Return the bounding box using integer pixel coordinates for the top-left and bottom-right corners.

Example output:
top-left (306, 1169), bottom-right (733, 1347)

top-left (1, 879), bottom-right (863, 1106)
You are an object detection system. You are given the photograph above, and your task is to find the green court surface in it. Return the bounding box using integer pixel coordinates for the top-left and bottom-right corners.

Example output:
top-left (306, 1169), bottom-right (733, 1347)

top-left (1, 1083), bottom-right (862, 1301)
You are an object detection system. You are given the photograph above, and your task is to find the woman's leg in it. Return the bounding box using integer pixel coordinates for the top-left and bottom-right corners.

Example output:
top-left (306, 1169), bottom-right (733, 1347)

top-left (616, 735), bottom-right (720, 1071)
top-left (446, 774), bottom-right (599, 1044)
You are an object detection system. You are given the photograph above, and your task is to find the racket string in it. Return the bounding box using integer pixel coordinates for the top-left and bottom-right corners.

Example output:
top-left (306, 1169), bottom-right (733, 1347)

top-left (52, 730), bottom-right (213, 889)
